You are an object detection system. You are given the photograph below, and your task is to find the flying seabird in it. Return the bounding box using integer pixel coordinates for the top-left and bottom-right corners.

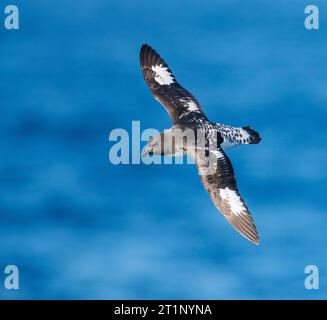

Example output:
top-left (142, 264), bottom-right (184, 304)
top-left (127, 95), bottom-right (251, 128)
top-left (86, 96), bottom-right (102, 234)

top-left (140, 44), bottom-right (261, 245)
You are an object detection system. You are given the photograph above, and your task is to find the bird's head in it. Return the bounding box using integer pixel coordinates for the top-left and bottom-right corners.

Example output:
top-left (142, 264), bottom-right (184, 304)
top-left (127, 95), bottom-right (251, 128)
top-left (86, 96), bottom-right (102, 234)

top-left (141, 134), bottom-right (163, 158)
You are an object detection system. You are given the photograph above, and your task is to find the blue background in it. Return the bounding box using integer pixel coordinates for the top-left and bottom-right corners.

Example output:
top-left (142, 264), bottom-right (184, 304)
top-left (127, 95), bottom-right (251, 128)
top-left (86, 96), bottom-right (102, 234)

top-left (0, 0), bottom-right (326, 299)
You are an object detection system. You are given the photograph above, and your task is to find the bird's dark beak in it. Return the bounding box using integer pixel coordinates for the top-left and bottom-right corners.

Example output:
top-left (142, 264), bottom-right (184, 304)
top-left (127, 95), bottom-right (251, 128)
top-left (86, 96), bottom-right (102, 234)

top-left (141, 145), bottom-right (153, 158)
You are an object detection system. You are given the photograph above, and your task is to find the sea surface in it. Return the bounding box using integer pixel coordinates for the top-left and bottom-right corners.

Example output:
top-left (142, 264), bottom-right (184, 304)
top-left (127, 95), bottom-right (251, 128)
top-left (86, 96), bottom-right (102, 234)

top-left (0, 0), bottom-right (326, 299)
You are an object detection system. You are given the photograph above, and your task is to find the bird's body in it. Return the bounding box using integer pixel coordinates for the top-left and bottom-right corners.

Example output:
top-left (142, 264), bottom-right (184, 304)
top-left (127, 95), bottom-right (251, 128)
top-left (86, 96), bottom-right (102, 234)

top-left (140, 44), bottom-right (261, 245)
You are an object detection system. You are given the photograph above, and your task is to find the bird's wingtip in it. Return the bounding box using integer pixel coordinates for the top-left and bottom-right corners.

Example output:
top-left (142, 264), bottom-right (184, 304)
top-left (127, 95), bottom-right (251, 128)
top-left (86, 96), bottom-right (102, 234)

top-left (250, 236), bottom-right (260, 246)
top-left (141, 43), bottom-right (152, 51)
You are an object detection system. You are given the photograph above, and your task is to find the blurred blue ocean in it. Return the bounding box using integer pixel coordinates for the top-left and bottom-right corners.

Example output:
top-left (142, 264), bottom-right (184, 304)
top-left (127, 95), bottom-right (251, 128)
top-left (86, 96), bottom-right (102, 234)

top-left (0, 0), bottom-right (326, 299)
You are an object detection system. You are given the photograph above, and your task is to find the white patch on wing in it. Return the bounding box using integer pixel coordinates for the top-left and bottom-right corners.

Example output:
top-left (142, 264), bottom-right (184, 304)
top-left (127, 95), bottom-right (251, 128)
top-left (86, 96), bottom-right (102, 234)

top-left (219, 188), bottom-right (246, 216)
top-left (179, 99), bottom-right (200, 114)
top-left (186, 101), bottom-right (198, 112)
top-left (151, 64), bottom-right (174, 85)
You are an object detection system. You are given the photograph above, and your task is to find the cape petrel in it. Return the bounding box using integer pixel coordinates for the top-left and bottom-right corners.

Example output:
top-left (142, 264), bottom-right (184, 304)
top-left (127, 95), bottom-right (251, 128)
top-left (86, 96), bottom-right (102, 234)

top-left (140, 44), bottom-right (261, 245)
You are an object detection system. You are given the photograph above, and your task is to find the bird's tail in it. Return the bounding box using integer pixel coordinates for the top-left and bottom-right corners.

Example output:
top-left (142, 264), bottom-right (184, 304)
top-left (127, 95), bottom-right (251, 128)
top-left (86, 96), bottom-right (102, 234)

top-left (242, 126), bottom-right (261, 144)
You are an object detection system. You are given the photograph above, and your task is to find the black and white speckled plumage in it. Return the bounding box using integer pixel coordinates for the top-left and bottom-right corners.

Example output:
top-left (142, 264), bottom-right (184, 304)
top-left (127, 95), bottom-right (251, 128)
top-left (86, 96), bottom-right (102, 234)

top-left (140, 44), bottom-right (261, 245)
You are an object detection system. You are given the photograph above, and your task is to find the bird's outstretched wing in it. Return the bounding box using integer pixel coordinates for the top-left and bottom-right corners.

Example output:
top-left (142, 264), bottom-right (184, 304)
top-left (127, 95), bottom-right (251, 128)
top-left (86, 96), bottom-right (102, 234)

top-left (140, 44), bottom-right (208, 124)
top-left (191, 145), bottom-right (259, 245)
